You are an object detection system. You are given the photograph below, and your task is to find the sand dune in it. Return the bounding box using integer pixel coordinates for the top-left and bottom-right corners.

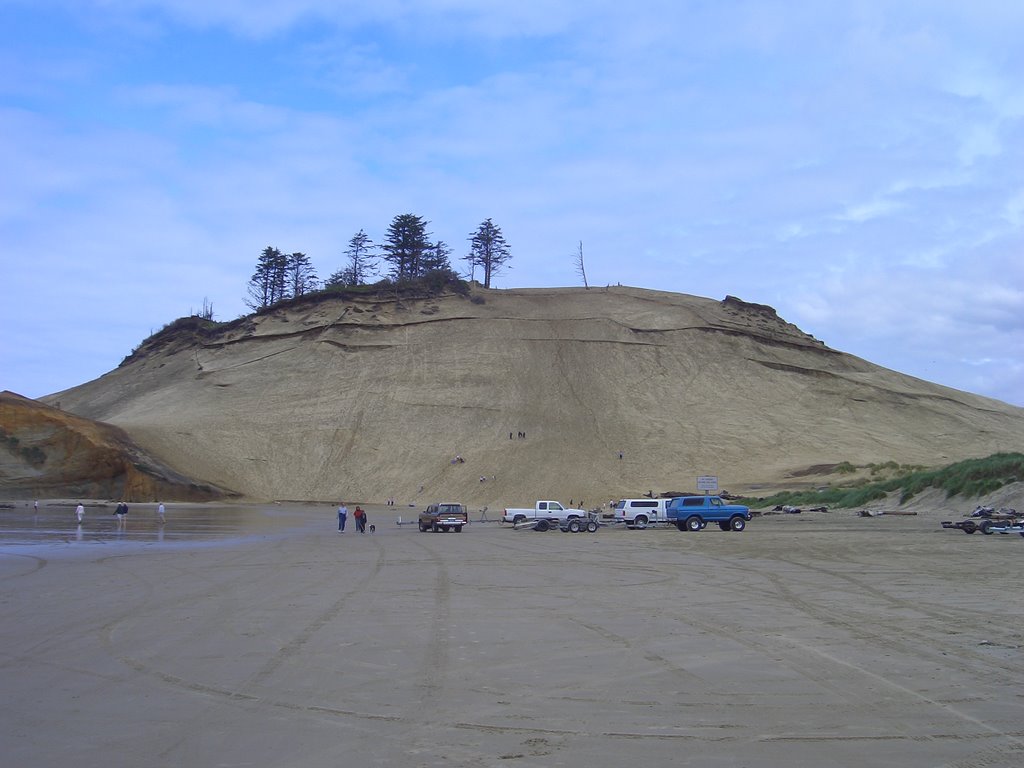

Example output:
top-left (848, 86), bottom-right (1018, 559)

top-left (40, 285), bottom-right (1024, 504)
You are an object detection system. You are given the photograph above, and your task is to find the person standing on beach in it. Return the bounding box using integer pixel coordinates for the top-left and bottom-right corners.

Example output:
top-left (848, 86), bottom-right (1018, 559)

top-left (116, 501), bottom-right (128, 527)
top-left (354, 506), bottom-right (366, 533)
top-left (157, 502), bottom-right (166, 524)
top-left (75, 503), bottom-right (85, 524)
top-left (337, 503), bottom-right (348, 532)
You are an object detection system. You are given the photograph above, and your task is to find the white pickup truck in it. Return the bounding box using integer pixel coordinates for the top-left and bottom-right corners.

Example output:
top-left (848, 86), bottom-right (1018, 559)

top-left (502, 500), bottom-right (584, 525)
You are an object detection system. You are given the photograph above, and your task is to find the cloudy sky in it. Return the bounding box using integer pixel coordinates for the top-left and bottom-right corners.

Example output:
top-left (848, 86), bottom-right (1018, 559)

top-left (2, 1), bottom-right (1022, 406)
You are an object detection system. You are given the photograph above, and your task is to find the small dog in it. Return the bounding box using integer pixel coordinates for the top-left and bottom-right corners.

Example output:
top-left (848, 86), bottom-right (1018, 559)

top-left (368, 524), bottom-right (375, 533)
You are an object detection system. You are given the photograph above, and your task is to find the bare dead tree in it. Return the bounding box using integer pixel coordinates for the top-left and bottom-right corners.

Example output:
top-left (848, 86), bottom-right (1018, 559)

top-left (573, 240), bottom-right (589, 289)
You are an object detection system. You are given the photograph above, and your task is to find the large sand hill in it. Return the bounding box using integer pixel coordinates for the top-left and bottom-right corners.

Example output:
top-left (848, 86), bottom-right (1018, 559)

top-left (46, 286), bottom-right (1024, 503)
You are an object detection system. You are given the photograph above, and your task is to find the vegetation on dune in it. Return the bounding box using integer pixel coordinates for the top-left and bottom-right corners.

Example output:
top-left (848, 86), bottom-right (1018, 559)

top-left (743, 453), bottom-right (1024, 509)
top-left (259, 268), bottom-right (473, 307)
top-left (1, 427), bottom-right (47, 467)
top-left (122, 314), bottom-right (232, 365)
top-left (248, 213), bottom-right (512, 312)
top-left (123, 271), bottom-right (477, 367)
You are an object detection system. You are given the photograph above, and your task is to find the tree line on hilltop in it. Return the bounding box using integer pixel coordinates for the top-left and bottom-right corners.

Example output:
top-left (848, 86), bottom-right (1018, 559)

top-left (245, 214), bottom-right (512, 311)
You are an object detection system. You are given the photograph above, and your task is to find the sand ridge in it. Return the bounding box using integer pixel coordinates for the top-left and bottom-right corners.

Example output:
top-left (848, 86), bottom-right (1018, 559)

top-left (41, 285), bottom-right (1024, 504)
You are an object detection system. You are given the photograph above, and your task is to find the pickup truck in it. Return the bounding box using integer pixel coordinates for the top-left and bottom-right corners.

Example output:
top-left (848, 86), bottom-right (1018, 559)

top-left (419, 502), bottom-right (468, 532)
top-left (502, 501), bottom-right (584, 525)
top-left (666, 495), bottom-right (751, 532)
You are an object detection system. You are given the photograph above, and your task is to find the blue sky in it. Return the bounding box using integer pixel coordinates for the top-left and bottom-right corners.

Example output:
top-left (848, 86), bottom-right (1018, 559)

top-left (2, 1), bottom-right (1022, 406)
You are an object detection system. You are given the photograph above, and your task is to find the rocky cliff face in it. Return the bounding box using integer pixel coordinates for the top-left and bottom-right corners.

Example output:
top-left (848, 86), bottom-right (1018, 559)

top-left (0, 391), bottom-right (234, 501)
top-left (37, 285), bottom-right (1024, 504)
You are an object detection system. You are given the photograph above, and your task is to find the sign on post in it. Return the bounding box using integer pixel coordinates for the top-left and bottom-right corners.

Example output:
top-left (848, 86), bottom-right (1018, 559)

top-left (696, 475), bottom-right (719, 493)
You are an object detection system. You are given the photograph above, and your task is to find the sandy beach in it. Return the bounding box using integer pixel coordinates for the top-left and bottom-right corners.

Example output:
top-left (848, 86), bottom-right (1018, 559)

top-left (2, 501), bottom-right (1022, 767)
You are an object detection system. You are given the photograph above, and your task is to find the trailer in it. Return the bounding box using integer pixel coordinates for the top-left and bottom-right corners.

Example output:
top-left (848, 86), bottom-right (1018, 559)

top-left (513, 512), bottom-right (600, 533)
top-left (941, 517), bottom-right (1024, 536)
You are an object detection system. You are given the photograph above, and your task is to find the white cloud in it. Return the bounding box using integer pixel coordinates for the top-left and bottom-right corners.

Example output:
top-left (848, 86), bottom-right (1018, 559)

top-left (1004, 190), bottom-right (1024, 228)
top-left (2, 1), bottom-right (1024, 406)
top-left (836, 197), bottom-right (904, 224)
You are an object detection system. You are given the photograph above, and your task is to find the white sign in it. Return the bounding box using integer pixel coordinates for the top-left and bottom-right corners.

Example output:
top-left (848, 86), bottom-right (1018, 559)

top-left (696, 475), bottom-right (719, 491)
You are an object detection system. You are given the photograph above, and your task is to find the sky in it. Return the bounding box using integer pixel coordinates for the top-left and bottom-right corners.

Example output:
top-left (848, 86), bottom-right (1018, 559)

top-left (2, 1), bottom-right (1022, 406)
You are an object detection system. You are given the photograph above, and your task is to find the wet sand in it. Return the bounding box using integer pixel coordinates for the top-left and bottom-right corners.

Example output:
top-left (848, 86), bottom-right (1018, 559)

top-left (1, 503), bottom-right (1022, 767)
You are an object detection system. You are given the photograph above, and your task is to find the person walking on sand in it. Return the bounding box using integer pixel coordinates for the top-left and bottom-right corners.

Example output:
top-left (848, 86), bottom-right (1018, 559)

top-left (157, 502), bottom-right (166, 524)
top-left (337, 503), bottom-right (348, 532)
top-left (116, 501), bottom-right (128, 527)
top-left (75, 503), bottom-right (85, 524)
top-left (354, 506), bottom-right (367, 533)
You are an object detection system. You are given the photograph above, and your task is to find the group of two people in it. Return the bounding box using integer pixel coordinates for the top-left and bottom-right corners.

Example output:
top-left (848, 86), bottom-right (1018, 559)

top-left (337, 503), bottom-right (368, 533)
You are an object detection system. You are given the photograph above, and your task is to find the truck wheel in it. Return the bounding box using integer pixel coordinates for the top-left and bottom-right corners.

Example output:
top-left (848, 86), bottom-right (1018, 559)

top-left (513, 515), bottom-right (526, 525)
top-left (979, 520), bottom-right (993, 535)
top-left (962, 521), bottom-right (976, 534)
top-left (676, 521), bottom-right (687, 532)
top-left (685, 516), bottom-right (703, 532)
top-left (454, 525), bottom-right (463, 532)
top-left (535, 519), bottom-right (550, 532)
top-left (567, 519), bottom-right (581, 533)
top-left (586, 520), bottom-right (599, 532)
top-left (729, 516), bottom-right (746, 532)
top-left (633, 515), bottom-right (648, 529)
top-left (419, 523), bottom-right (428, 532)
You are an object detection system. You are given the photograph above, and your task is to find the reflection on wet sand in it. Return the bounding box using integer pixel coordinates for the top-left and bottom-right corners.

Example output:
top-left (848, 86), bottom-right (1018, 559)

top-left (0, 503), bottom-right (301, 547)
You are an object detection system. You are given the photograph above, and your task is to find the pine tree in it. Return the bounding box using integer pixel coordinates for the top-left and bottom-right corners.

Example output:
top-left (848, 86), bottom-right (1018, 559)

top-left (466, 219), bottom-right (511, 288)
top-left (246, 246), bottom-right (289, 309)
top-left (421, 240), bottom-right (453, 273)
top-left (287, 252), bottom-right (318, 297)
top-left (380, 214), bottom-right (431, 280)
top-left (328, 229), bottom-right (375, 287)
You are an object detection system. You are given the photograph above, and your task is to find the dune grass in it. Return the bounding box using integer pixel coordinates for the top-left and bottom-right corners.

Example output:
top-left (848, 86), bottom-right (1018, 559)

top-left (744, 452), bottom-right (1024, 509)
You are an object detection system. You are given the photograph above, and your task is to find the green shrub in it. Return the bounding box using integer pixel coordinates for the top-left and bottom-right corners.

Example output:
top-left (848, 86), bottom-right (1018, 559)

top-left (868, 460), bottom-right (899, 475)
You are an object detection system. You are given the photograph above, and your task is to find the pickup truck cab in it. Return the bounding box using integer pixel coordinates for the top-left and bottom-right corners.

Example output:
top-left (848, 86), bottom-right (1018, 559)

top-left (419, 502), bottom-right (468, 532)
top-left (613, 498), bottom-right (670, 528)
top-left (502, 501), bottom-right (583, 525)
top-left (666, 495), bottom-right (751, 532)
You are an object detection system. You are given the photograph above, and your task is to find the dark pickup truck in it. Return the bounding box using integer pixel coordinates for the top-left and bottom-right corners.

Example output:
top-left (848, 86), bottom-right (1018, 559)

top-left (419, 502), bottom-right (468, 532)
